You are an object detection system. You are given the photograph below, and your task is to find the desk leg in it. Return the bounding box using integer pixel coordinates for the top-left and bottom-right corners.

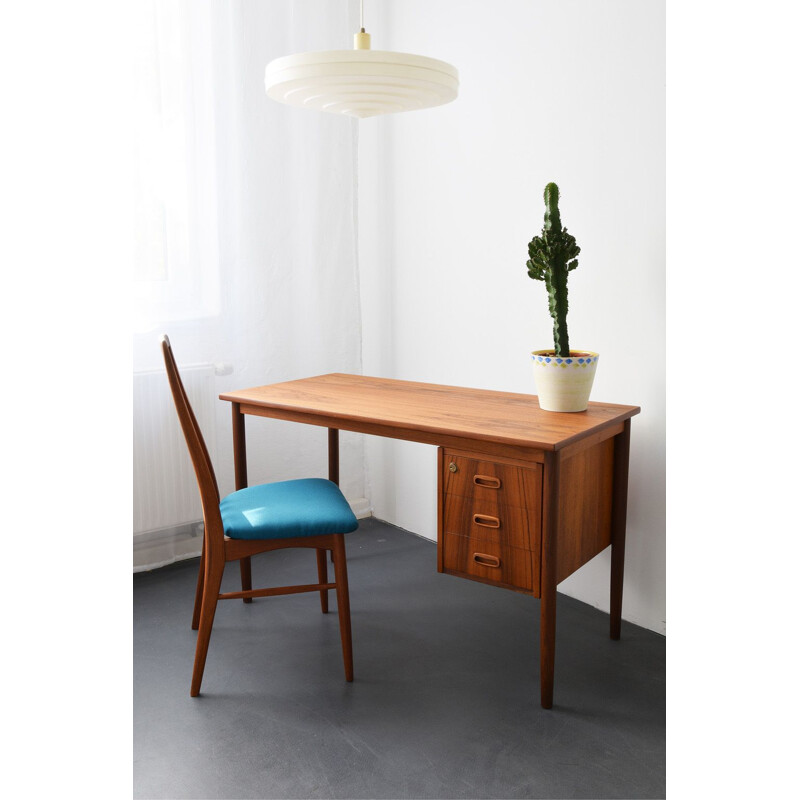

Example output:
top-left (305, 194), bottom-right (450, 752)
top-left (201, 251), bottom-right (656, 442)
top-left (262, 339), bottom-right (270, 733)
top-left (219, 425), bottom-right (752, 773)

top-left (328, 428), bottom-right (339, 485)
top-left (232, 403), bottom-right (252, 603)
top-left (232, 403), bottom-right (248, 489)
top-left (610, 419), bottom-right (631, 640)
top-left (320, 428), bottom-right (340, 604)
top-left (540, 451), bottom-right (561, 709)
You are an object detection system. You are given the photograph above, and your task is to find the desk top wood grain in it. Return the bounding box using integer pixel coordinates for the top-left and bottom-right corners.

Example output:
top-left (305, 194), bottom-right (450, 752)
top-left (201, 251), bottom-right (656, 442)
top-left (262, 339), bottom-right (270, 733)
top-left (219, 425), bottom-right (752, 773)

top-left (220, 373), bottom-right (639, 452)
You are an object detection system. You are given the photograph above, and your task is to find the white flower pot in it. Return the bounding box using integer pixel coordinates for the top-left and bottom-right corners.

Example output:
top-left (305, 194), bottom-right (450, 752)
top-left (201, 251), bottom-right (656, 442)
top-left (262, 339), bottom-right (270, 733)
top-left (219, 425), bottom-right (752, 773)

top-left (531, 350), bottom-right (599, 412)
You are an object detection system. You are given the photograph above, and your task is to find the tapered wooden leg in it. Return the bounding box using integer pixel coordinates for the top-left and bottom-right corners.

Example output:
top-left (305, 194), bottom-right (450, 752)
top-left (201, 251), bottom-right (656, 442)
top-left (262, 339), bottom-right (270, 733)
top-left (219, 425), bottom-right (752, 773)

top-left (232, 404), bottom-right (252, 603)
top-left (191, 540), bottom-right (206, 630)
top-left (610, 419), bottom-right (631, 640)
top-left (328, 429), bottom-right (340, 567)
top-left (316, 549), bottom-right (329, 613)
top-left (331, 534), bottom-right (353, 682)
top-left (540, 585), bottom-right (557, 709)
top-left (540, 451), bottom-right (561, 709)
top-left (232, 403), bottom-right (248, 489)
top-left (239, 556), bottom-right (252, 604)
top-left (328, 428), bottom-right (339, 486)
top-left (191, 560), bottom-right (225, 697)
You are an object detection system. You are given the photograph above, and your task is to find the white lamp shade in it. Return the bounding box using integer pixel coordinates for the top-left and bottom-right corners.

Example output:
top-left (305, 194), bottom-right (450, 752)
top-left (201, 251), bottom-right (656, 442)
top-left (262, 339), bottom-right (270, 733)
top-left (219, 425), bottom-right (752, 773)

top-left (265, 49), bottom-right (459, 118)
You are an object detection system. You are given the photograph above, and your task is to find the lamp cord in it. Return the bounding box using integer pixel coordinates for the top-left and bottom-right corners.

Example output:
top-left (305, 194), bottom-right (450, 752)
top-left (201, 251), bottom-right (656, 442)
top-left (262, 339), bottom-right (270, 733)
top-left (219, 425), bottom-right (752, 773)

top-left (360, 0), bottom-right (364, 32)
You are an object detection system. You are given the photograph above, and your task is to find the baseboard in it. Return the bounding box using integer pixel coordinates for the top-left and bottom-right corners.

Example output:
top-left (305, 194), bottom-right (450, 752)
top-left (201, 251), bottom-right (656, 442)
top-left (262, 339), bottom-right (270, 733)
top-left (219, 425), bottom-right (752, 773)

top-left (349, 496), bottom-right (372, 520)
top-left (133, 498), bottom-right (373, 573)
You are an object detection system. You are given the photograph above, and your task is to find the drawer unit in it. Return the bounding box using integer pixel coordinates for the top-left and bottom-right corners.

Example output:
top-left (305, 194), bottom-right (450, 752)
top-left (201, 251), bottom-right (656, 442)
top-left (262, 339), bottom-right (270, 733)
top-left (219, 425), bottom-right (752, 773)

top-left (438, 449), bottom-right (543, 595)
top-left (441, 533), bottom-right (535, 593)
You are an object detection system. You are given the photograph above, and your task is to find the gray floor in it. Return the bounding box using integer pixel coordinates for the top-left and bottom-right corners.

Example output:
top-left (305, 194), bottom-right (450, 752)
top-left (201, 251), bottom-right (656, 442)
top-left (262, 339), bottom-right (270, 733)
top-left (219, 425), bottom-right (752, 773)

top-left (134, 518), bottom-right (665, 799)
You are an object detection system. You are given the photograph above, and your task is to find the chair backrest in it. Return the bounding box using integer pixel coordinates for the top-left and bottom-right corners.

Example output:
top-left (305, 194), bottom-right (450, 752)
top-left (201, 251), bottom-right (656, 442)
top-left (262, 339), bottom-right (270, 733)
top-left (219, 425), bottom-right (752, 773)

top-left (160, 336), bottom-right (222, 534)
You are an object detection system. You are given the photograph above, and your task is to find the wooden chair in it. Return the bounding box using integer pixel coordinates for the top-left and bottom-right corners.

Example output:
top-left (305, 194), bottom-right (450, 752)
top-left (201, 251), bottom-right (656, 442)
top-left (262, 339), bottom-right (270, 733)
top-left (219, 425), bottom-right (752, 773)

top-left (161, 335), bottom-right (357, 696)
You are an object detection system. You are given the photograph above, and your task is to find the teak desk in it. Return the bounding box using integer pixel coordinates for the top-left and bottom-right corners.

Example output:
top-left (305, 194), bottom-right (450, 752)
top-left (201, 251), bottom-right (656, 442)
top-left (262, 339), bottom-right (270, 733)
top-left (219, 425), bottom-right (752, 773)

top-left (220, 373), bottom-right (640, 708)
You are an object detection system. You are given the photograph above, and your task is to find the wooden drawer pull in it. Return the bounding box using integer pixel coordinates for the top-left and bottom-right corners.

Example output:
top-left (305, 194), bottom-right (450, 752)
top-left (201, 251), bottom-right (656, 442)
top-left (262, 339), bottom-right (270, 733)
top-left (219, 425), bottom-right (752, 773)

top-left (473, 474), bottom-right (501, 489)
top-left (473, 514), bottom-right (500, 529)
top-left (473, 552), bottom-right (501, 568)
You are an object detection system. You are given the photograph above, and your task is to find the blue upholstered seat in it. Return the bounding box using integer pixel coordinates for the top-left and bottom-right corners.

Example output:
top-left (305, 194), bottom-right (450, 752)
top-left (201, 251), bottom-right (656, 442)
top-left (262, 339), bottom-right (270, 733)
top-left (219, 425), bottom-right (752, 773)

top-left (219, 478), bottom-right (358, 541)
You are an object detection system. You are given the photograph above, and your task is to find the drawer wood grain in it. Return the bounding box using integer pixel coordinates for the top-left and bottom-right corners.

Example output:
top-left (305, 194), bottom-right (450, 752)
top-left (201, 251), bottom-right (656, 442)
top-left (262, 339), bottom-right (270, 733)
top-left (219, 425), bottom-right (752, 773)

top-left (442, 532), bottom-right (537, 595)
top-left (443, 454), bottom-right (542, 514)
top-left (442, 492), bottom-right (537, 550)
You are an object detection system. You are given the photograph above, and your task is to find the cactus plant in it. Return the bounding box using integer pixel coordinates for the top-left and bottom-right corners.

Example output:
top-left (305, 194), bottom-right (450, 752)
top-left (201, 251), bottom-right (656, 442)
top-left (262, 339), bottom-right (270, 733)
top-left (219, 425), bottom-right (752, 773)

top-left (526, 182), bottom-right (581, 358)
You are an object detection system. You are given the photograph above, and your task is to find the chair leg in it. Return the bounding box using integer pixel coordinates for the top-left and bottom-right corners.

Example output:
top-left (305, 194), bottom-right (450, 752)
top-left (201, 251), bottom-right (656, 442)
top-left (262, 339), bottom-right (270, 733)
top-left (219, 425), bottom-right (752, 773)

top-left (191, 560), bottom-right (225, 697)
top-left (191, 540), bottom-right (206, 630)
top-left (316, 548), bottom-right (329, 613)
top-left (331, 534), bottom-right (353, 682)
top-left (239, 556), bottom-right (252, 604)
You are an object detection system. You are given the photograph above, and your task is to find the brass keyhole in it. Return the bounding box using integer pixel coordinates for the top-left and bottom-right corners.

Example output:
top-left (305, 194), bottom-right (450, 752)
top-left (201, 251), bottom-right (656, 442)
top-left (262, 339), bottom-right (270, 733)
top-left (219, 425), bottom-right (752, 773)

top-left (449, 462), bottom-right (458, 473)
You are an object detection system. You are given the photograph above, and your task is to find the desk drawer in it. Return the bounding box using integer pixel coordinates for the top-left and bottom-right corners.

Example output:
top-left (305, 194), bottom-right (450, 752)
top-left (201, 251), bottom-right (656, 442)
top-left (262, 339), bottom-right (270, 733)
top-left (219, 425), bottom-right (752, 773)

top-left (443, 453), bottom-right (541, 511)
top-left (442, 532), bottom-right (536, 594)
top-left (442, 492), bottom-right (534, 550)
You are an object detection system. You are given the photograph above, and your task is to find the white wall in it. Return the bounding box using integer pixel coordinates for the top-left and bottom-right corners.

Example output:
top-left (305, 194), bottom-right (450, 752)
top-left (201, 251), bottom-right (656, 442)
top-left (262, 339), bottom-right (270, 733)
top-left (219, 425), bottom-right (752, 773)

top-left (359, 0), bottom-right (665, 634)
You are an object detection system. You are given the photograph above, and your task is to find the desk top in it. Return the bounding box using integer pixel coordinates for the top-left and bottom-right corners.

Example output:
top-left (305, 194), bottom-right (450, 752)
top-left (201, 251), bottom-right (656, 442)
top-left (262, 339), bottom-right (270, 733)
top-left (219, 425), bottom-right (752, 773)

top-left (221, 373), bottom-right (639, 454)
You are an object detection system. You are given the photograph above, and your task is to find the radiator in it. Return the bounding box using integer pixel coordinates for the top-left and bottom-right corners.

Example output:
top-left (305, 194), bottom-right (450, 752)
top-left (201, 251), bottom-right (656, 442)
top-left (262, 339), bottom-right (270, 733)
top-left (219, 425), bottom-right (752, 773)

top-left (133, 365), bottom-right (217, 542)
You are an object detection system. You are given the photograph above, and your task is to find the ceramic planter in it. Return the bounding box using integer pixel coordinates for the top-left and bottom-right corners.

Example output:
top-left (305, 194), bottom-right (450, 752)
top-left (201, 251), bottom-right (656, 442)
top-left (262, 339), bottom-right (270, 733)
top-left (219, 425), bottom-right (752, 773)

top-left (531, 350), bottom-right (599, 412)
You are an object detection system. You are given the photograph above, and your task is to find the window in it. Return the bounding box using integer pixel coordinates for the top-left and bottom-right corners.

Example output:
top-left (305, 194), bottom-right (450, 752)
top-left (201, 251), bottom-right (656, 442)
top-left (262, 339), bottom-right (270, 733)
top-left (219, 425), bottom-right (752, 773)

top-left (134, 0), bottom-right (220, 332)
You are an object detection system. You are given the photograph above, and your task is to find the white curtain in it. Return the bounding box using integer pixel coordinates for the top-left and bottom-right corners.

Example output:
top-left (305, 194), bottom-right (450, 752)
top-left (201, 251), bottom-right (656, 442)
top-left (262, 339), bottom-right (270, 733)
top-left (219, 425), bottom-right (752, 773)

top-left (133, 0), bottom-right (365, 568)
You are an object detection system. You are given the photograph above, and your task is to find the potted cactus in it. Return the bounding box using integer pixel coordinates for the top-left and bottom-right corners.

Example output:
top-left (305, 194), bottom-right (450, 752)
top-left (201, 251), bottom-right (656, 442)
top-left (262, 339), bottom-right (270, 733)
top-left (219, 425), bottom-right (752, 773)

top-left (526, 182), bottom-right (598, 412)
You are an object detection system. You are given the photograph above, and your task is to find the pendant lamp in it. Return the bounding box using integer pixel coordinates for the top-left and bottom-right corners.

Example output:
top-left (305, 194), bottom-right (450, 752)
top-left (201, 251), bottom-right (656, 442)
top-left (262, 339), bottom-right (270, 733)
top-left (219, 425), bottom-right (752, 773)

top-left (264, 2), bottom-right (458, 118)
